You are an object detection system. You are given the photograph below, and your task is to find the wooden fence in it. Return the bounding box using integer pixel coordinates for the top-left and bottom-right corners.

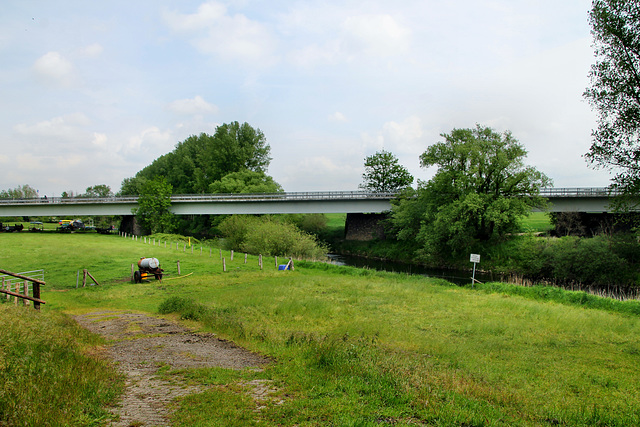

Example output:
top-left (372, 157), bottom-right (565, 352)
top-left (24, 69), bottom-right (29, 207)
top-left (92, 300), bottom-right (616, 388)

top-left (0, 269), bottom-right (46, 310)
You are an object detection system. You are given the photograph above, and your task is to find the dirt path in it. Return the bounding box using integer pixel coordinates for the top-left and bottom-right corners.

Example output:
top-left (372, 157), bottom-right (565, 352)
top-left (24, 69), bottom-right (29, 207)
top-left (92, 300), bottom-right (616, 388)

top-left (74, 310), bottom-right (272, 426)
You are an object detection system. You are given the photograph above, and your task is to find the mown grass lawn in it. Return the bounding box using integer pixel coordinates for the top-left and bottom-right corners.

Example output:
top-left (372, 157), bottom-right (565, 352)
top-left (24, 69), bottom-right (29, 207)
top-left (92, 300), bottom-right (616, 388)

top-left (1, 232), bottom-right (639, 426)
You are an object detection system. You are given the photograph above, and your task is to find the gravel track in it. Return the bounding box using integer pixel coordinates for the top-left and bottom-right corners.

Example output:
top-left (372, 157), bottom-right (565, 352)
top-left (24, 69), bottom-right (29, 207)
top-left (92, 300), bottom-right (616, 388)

top-left (74, 310), bottom-right (272, 426)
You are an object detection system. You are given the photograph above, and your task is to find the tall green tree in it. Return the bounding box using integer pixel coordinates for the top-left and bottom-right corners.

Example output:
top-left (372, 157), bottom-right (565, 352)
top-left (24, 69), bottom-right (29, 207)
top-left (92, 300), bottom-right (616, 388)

top-left (209, 169), bottom-right (283, 194)
top-left (391, 125), bottom-right (551, 261)
top-left (82, 184), bottom-right (113, 198)
top-left (584, 0), bottom-right (640, 200)
top-left (359, 150), bottom-right (414, 193)
top-left (0, 184), bottom-right (39, 199)
top-left (121, 122), bottom-right (273, 195)
top-left (133, 176), bottom-right (176, 234)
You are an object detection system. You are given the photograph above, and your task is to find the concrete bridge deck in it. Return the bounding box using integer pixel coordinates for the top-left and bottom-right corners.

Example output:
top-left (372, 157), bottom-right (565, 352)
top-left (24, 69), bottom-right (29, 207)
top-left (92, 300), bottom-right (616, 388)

top-left (0, 188), bottom-right (630, 217)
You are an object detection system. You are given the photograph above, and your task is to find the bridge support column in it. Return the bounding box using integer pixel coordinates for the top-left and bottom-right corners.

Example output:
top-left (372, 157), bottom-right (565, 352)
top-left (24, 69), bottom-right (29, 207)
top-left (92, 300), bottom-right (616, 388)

top-left (344, 213), bottom-right (388, 241)
top-left (119, 215), bottom-right (141, 235)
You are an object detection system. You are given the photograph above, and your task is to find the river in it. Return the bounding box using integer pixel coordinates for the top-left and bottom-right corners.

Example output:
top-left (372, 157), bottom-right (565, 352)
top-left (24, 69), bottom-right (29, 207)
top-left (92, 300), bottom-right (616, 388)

top-left (326, 254), bottom-right (495, 286)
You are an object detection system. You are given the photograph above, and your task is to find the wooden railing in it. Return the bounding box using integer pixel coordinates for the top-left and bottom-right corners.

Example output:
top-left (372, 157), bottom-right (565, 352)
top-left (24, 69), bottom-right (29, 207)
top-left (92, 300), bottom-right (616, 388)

top-left (0, 269), bottom-right (46, 310)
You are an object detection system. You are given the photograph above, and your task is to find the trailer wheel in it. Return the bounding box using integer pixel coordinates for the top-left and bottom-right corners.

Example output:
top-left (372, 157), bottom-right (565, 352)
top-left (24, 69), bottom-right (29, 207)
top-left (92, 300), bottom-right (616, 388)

top-left (134, 270), bottom-right (141, 283)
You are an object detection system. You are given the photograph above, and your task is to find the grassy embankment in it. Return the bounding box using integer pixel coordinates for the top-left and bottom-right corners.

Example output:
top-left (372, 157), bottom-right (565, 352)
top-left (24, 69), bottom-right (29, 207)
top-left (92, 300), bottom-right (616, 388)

top-left (1, 231), bottom-right (640, 426)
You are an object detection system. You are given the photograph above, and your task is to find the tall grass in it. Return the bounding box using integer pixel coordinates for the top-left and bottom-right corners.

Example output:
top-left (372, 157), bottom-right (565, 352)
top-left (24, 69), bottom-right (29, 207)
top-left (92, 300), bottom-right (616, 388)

top-left (0, 305), bottom-right (123, 426)
top-left (151, 265), bottom-right (640, 425)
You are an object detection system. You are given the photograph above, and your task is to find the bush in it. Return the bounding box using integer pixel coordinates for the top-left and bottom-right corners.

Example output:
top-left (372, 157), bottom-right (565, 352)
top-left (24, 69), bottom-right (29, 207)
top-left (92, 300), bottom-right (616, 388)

top-left (218, 215), bottom-right (328, 259)
top-left (489, 234), bottom-right (639, 287)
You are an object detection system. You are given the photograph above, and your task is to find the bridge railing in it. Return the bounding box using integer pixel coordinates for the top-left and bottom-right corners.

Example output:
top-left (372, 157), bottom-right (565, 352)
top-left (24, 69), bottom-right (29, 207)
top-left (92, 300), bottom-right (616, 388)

top-left (170, 191), bottom-right (397, 202)
top-left (538, 187), bottom-right (616, 197)
top-left (0, 187), bottom-right (615, 205)
top-left (0, 196), bottom-right (138, 205)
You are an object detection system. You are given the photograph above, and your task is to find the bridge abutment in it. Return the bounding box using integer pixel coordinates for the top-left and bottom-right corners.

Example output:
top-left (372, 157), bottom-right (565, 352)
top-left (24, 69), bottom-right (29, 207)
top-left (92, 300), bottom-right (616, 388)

top-left (344, 213), bottom-right (388, 241)
top-left (119, 215), bottom-right (141, 235)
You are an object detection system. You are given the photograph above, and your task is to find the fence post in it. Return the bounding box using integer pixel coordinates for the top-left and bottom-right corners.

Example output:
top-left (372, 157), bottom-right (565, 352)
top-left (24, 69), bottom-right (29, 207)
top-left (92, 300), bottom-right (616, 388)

top-left (14, 282), bottom-right (19, 305)
top-left (275, 256), bottom-right (278, 268)
top-left (177, 260), bottom-right (181, 275)
top-left (231, 250), bottom-right (234, 261)
top-left (223, 258), bottom-right (226, 272)
top-left (23, 281), bottom-right (29, 306)
top-left (259, 254), bottom-right (263, 270)
top-left (33, 282), bottom-right (41, 311)
top-left (245, 253), bottom-right (247, 264)
top-left (83, 269), bottom-right (87, 288)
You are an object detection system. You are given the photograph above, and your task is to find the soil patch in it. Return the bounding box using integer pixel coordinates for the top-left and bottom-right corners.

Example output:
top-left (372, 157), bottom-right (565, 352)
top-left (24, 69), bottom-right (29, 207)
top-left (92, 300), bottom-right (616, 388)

top-left (74, 310), bottom-right (271, 426)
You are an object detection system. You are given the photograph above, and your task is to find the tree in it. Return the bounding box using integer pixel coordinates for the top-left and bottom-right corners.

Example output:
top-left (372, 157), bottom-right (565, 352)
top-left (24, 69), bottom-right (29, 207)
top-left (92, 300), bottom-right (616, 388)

top-left (209, 169), bottom-right (283, 194)
top-left (133, 176), bottom-right (176, 234)
top-left (82, 184), bottom-right (113, 198)
top-left (0, 184), bottom-right (38, 199)
top-left (584, 0), bottom-right (640, 199)
top-left (390, 125), bottom-right (551, 261)
top-left (359, 150), bottom-right (413, 193)
top-left (121, 122), bottom-right (273, 195)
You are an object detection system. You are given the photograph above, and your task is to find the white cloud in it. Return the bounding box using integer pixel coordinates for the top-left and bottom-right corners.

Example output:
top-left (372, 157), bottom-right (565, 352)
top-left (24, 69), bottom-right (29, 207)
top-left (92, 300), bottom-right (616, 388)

top-left (32, 51), bottom-right (76, 87)
top-left (361, 116), bottom-right (426, 156)
top-left (167, 95), bottom-right (218, 115)
top-left (163, 2), bottom-right (227, 31)
top-left (328, 112), bottom-right (348, 123)
top-left (163, 1), bottom-right (278, 66)
top-left (125, 127), bottom-right (173, 156)
top-left (382, 116), bottom-right (424, 149)
top-left (342, 14), bottom-right (410, 57)
top-left (78, 43), bottom-right (103, 57)
top-left (14, 113), bottom-right (91, 142)
top-left (92, 132), bottom-right (108, 148)
top-left (279, 156), bottom-right (361, 191)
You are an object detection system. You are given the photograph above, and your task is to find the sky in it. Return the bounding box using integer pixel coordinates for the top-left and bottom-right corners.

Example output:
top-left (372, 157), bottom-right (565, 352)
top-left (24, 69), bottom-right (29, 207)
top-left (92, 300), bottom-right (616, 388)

top-left (0, 0), bottom-right (614, 196)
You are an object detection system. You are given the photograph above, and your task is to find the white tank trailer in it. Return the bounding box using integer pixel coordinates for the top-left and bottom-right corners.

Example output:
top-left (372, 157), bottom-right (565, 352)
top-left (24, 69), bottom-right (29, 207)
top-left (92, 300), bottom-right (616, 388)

top-left (133, 257), bottom-right (163, 283)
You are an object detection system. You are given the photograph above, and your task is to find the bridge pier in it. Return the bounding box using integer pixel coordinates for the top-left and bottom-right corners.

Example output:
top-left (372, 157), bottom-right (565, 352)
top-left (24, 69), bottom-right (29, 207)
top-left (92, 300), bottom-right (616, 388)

top-left (344, 213), bottom-right (388, 241)
top-left (119, 215), bottom-right (141, 236)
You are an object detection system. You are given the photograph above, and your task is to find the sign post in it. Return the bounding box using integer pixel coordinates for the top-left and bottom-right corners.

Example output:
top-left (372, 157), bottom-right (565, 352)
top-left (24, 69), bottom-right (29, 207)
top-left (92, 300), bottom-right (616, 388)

top-left (470, 254), bottom-right (480, 287)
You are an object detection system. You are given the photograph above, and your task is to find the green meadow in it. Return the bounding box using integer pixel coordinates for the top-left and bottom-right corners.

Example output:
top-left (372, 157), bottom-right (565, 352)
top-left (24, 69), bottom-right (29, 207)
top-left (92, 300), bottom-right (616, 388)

top-left (1, 232), bottom-right (639, 426)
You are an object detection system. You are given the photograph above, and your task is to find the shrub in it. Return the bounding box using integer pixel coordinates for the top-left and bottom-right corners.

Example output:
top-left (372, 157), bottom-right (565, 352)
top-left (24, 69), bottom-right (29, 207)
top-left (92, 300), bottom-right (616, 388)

top-left (489, 234), bottom-right (639, 287)
top-left (218, 215), bottom-right (328, 259)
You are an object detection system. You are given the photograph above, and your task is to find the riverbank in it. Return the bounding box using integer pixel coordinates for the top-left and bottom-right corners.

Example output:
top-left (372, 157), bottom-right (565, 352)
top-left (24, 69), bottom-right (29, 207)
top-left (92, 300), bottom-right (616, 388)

top-left (328, 232), bottom-right (640, 299)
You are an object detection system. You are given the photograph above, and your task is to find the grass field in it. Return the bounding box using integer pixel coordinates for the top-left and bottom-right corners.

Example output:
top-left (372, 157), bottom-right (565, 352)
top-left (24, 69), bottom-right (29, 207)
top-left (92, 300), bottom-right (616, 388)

top-left (520, 212), bottom-right (553, 233)
top-left (1, 232), bottom-right (639, 426)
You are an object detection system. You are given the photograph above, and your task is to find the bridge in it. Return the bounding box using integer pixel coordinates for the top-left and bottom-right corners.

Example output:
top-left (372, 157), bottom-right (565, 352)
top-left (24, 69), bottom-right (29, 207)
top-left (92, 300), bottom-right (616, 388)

top-left (0, 187), bottom-right (629, 217)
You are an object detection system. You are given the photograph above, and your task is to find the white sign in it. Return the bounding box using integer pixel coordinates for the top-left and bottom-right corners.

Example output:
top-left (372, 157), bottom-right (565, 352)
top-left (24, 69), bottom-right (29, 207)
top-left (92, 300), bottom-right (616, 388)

top-left (470, 254), bottom-right (480, 263)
